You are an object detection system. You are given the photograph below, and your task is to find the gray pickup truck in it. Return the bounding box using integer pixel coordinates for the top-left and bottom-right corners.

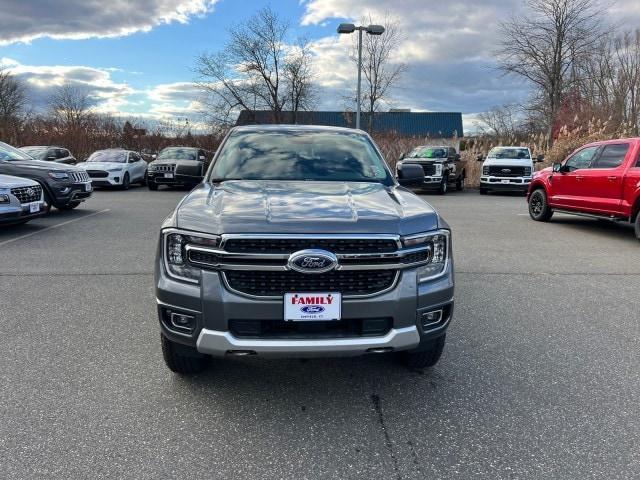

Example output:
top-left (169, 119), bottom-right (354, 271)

top-left (155, 125), bottom-right (454, 374)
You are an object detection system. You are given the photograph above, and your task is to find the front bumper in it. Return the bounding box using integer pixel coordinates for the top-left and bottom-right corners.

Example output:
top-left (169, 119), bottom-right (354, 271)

top-left (0, 199), bottom-right (47, 225)
top-left (480, 176), bottom-right (530, 191)
top-left (49, 180), bottom-right (93, 203)
top-left (156, 258), bottom-right (454, 358)
top-left (419, 176), bottom-right (445, 189)
top-left (148, 171), bottom-right (202, 186)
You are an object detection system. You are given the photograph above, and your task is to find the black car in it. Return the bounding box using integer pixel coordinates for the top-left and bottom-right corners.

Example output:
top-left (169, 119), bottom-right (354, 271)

top-left (397, 145), bottom-right (467, 194)
top-left (147, 147), bottom-right (209, 190)
top-left (20, 146), bottom-right (77, 165)
top-left (0, 141), bottom-right (92, 210)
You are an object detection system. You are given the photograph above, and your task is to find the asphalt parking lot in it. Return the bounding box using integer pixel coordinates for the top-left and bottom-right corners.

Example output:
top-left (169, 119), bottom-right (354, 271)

top-left (1, 187), bottom-right (639, 479)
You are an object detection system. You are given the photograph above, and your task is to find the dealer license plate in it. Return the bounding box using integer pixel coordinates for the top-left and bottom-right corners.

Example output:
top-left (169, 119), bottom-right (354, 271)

top-left (85, 182), bottom-right (92, 192)
top-left (164, 173), bottom-right (174, 179)
top-left (29, 202), bottom-right (40, 213)
top-left (501, 179), bottom-right (510, 184)
top-left (284, 292), bottom-right (341, 321)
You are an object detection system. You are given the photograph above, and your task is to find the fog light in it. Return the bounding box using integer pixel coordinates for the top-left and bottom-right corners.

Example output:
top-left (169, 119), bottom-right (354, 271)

top-left (169, 311), bottom-right (195, 333)
top-left (420, 309), bottom-right (443, 331)
top-left (114, 177), bottom-right (120, 183)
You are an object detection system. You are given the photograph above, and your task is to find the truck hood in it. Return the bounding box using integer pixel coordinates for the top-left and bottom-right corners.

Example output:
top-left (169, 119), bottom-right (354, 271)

top-left (175, 180), bottom-right (441, 235)
top-left (482, 158), bottom-right (533, 167)
top-left (78, 162), bottom-right (125, 170)
top-left (0, 174), bottom-right (39, 188)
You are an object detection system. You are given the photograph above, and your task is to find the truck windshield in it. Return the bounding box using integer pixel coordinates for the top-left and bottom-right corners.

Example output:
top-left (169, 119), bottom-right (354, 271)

top-left (487, 147), bottom-right (531, 159)
top-left (158, 148), bottom-right (198, 161)
top-left (0, 141), bottom-right (36, 161)
top-left (210, 130), bottom-right (393, 185)
top-left (407, 147), bottom-right (447, 159)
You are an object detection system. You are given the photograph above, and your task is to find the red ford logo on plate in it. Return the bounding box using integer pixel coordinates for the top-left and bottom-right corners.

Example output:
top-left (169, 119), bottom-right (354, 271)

top-left (287, 249), bottom-right (338, 274)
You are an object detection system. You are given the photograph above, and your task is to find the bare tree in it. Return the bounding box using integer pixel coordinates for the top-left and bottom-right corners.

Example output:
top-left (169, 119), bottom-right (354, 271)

top-left (497, 0), bottom-right (604, 143)
top-left (284, 38), bottom-right (316, 123)
top-left (195, 6), bottom-right (315, 124)
top-left (50, 83), bottom-right (91, 130)
top-left (0, 68), bottom-right (27, 143)
top-left (351, 15), bottom-right (407, 132)
top-left (477, 104), bottom-right (523, 137)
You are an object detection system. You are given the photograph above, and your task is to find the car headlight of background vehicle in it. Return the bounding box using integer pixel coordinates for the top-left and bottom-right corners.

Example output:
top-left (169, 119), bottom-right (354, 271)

top-left (524, 167), bottom-right (532, 176)
top-left (48, 171), bottom-right (69, 180)
top-left (402, 230), bottom-right (451, 282)
top-left (482, 166), bottom-right (489, 175)
top-left (108, 167), bottom-right (123, 172)
top-left (434, 163), bottom-right (443, 176)
top-left (163, 229), bottom-right (221, 284)
top-left (0, 193), bottom-right (10, 204)
top-left (148, 164), bottom-right (157, 171)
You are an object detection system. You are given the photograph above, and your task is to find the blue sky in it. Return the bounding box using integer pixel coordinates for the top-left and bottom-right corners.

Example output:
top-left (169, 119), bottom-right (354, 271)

top-left (1, 0), bottom-right (637, 132)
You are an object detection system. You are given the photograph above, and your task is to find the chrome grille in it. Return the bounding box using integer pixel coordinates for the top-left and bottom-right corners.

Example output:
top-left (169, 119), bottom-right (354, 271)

top-left (70, 171), bottom-right (90, 183)
top-left (11, 185), bottom-right (42, 204)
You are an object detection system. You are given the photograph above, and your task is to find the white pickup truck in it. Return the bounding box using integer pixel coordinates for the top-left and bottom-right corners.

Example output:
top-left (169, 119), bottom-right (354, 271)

top-left (477, 147), bottom-right (544, 195)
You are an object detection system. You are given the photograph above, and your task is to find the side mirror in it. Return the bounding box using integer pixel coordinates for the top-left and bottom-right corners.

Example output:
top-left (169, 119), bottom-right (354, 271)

top-left (47, 155), bottom-right (56, 161)
top-left (199, 155), bottom-right (206, 161)
top-left (552, 162), bottom-right (562, 173)
top-left (399, 152), bottom-right (406, 160)
top-left (536, 154), bottom-right (545, 163)
top-left (152, 154), bottom-right (157, 159)
top-left (396, 163), bottom-right (425, 187)
top-left (455, 153), bottom-right (461, 161)
top-left (476, 154), bottom-right (483, 162)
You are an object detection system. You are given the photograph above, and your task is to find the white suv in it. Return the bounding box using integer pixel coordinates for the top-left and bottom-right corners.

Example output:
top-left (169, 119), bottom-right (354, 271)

top-left (78, 149), bottom-right (147, 189)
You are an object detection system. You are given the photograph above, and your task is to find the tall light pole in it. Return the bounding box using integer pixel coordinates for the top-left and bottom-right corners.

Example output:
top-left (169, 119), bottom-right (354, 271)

top-left (337, 23), bottom-right (385, 130)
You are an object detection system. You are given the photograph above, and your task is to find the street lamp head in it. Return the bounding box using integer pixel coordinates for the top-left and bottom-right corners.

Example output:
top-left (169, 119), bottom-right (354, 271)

top-left (366, 24), bottom-right (385, 35)
top-left (337, 23), bottom-right (356, 34)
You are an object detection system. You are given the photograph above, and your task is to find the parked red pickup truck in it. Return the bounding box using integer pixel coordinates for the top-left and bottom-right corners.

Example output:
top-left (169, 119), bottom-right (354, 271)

top-left (527, 137), bottom-right (640, 240)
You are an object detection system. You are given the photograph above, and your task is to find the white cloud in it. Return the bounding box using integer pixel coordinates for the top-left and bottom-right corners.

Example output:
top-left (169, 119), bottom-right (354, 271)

top-left (0, 0), bottom-right (219, 44)
top-left (301, 0), bottom-right (640, 133)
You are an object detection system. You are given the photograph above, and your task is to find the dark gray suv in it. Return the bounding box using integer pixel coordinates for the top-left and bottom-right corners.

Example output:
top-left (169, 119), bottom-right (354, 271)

top-left (155, 126), bottom-right (454, 374)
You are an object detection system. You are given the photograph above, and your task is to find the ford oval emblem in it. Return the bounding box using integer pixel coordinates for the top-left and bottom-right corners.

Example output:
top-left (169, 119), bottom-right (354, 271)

top-left (501, 168), bottom-right (511, 173)
top-left (301, 305), bottom-right (325, 314)
top-left (287, 249), bottom-right (338, 274)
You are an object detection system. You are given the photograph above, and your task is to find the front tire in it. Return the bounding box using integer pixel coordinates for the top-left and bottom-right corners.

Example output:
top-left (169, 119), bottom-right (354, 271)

top-left (121, 173), bottom-right (130, 190)
top-left (456, 176), bottom-right (465, 191)
top-left (139, 171), bottom-right (147, 186)
top-left (148, 181), bottom-right (158, 191)
top-left (438, 175), bottom-right (449, 195)
top-left (399, 335), bottom-right (446, 369)
top-left (161, 335), bottom-right (207, 374)
top-left (57, 201), bottom-right (81, 210)
top-left (529, 188), bottom-right (553, 222)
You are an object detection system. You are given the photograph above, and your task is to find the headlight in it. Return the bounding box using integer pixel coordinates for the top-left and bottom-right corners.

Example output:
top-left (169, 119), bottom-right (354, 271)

top-left (402, 230), bottom-right (450, 282)
top-left (148, 164), bottom-right (157, 171)
top-left (48, 171), bottom-right (69, 180)
top-left (163, 229), bottom-right (221, 284)
top-left (108, 167), bottom-right (123, 172)
top-left (0, 193), bottom-right (10, 204)
top-left (482, 166), bottom-right (489, 175)
top-left (434, 164), bottom-right (443, 176)
top-left (524, 167), bottom-right (532, 176)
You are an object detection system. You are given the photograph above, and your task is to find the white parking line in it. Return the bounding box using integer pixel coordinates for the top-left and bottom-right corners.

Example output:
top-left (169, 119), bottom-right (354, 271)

top-left (0, 209), bottom-right (111, 247)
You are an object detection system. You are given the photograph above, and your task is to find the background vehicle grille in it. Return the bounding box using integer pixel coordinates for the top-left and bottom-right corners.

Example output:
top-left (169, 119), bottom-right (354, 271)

top-left (86, 170), bottom-right (108, 178)
top-left (487, 166), bottom-right (526, 177)
top-left (223, 238), bottom-right (398, 254)
top-left (155, 164), bottom-right (176, 173)
top-left (11, 185), bottom-right (42, 204)
top-left (420, 164), bottom-right (436, 176)
top-left (70, 171), bottom-right (90, 182)
top-left (224, 269), bottom-right (397, 297)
